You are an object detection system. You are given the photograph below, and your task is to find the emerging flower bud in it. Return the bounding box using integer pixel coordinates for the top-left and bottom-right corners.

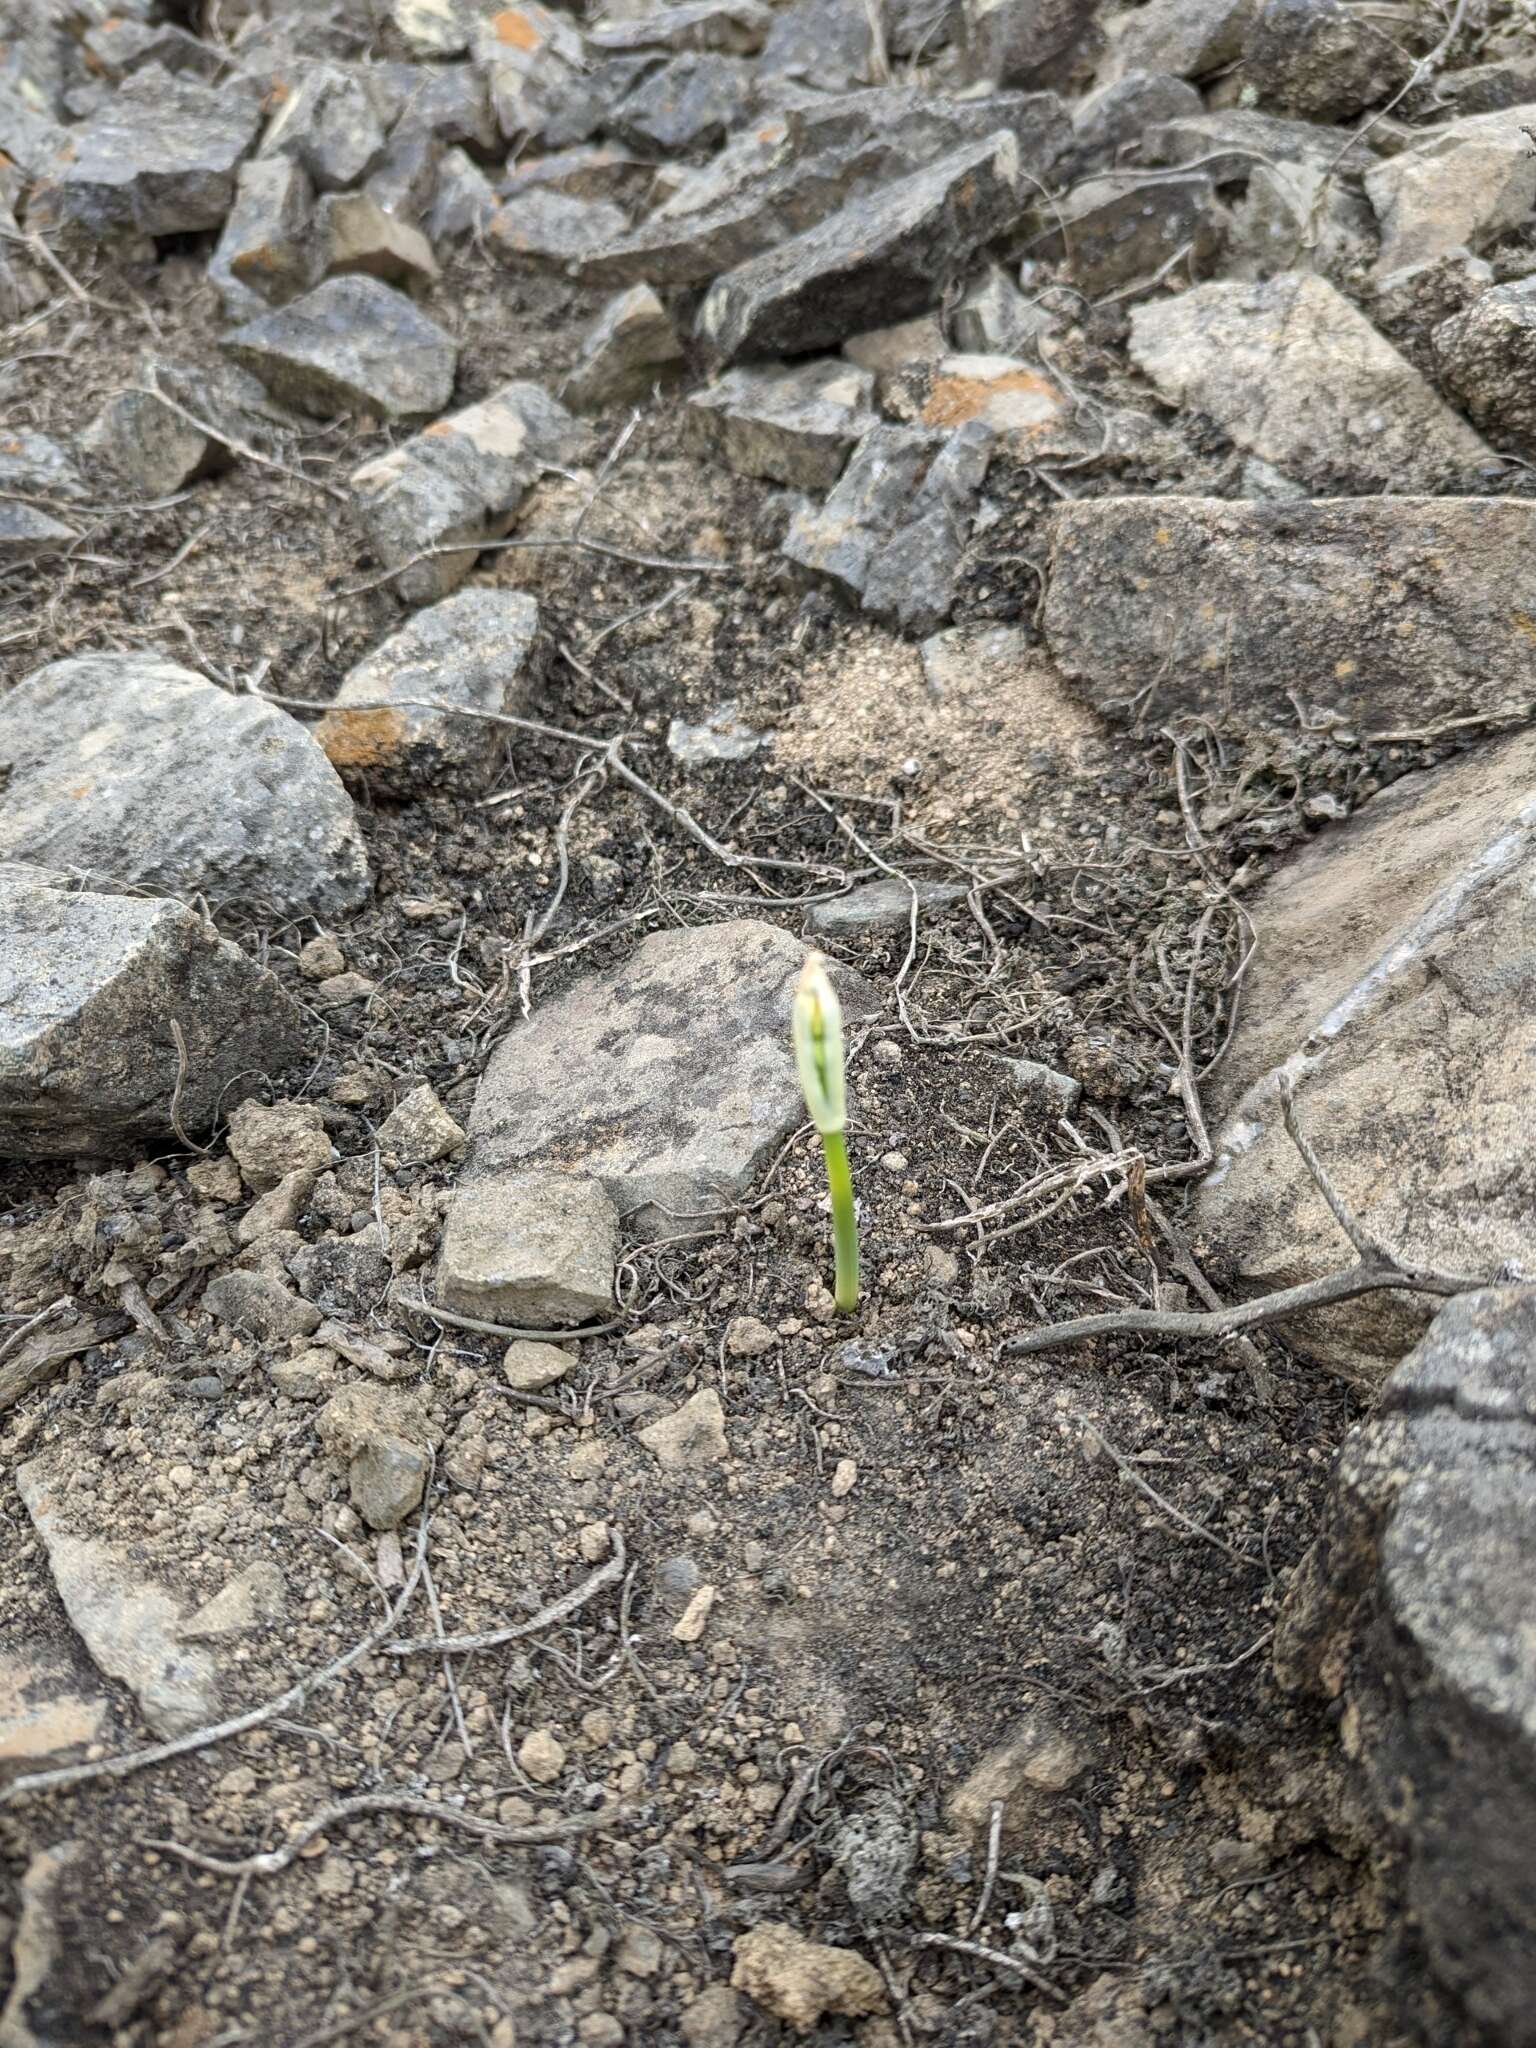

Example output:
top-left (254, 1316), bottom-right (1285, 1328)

top-left (792, 952), bottom-right (846, 1137)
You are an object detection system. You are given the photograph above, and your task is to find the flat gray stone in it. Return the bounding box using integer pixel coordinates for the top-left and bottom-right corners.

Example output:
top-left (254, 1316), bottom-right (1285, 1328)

top-left (0, 505), bottom-right (75, 563)
top-left (439, 1165), bottom-right (619, 1325)
top-left (1024, 168), bottom-right (1220, 294)
top-left (612, 53), bottom-right (750, 155)
top-left (1365, 103), bottom-right (1536, 281)
top-left (258, 60), bottom-right (387, 191)
top-left (1196, 729), bottom-right (1536, 1376)
top-left (1128, 272), bottom-right (1494, 493)
top-left (686, 359), bottom-right (877, 489)
top-left (223, 275), bottom-right (457, 420)
top-left (208, 155), bottom-right (317, 318)
top-left (17, 1456), bottom-right (220, 1737)
top-left (45, 65), bottom-right (260, 235)
top-left (349, 381), bottom-right (589, 603)
top-left (80, 356), bottom-right (284, 497)
top-left (862, 418), bottom-right (994, 636)
top-left (808, 877), bottom-right (968, 938)
top-left (588, 1), bottom-right (772, 55)
top-left (205, 1271), bottom-right (324, 1344)
top-left (0, 431), bottom-right (86, 503)
top-left (1069, 71), bottom-right (1202, 175)
top-left (1100, 0), bottom-right (1257, 81)
top-left (1138, 104), bottom-right (1377, 181)
top-left (1241, 0), bottom-right (1410, 120)
top-left (1274, 1286), bottom-right (1536, 2041)
top-left (957, 0), bottom-right (1099, 87)
top-left (697, 131), bottom-right (1029, 363)
top-left (487, 187), bottom-right (631, 268)
top-left (457, 919), bottom-right (875, 1236)
top-left (783, 424), bottom-right (939, 601)
top-left (1433, 278), bottom-right (1536, 457)
top-left (563, 284), bottom-right (685, 409)
top-left (316, 587), bottom-right (541, 795)
top-left (951, 266), bottom-right (1054, 353)
top-left (1042, 495), bottom-right (1536, 734)
top-left (1226, 156), bottom-right (1376, 287)
top-left (0, 654), bottom-right (370, 919)
top-left (472, 2), bottom-right (587, 145)
top-left (0, 867), bottom-right (304, 1161)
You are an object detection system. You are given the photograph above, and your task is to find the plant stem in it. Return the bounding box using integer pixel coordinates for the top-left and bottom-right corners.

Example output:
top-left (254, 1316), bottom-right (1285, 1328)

top-left (821, 1130), bottom-right (859, 1313)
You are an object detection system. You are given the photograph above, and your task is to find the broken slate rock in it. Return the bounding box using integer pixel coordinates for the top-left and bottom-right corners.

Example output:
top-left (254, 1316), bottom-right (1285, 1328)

top-left (0, 654), bottom-right (370, 919)
top-left (17, 1458), bottom-right (219, 1737)
top-left (1023, 168), bottom-right (1221, 295)
top-left (1241, 0), bottom-right (1410, 120)
top-left (80, 357), bottom-right (284, 497)
top-left (1432, 278), bottom-right (1536, 457)
top-left (1274, 1286), bottom-right (1536, 2042)
top-left (44, 66), bottom-right (260, 236)
top-left (0, 430), bottom-right (86, 504)
top-left (456, 919), bottom-right (875, 1235)
top-left (588, 1), bottom-right (772, 56)
top-left (1128, 272), bottom-right (1494, 493)
top-left (350, 380), bottom-right (590, 603)
top-left (783, 425), bottom-right (938, 601)
top-left (438, 1166), bottom-right (619, 1325)
top-left (1365, 104), bottom-right (1536, 282)
top-left (562, 284), bottom-right (684, 409)
top-left (808, 877), bottom-right (968, 939)
top-left (696, 130), bottom-right (1028, 363)
top-left (318, 191), bottom-right (439, 287)
top-left (1138, 104), bottom-right (1378, 182)
top-left (1197, 729), bottom-right (1536, 1376)
top-left (0, 504), bottom-right (76, 563)
top-left (1069, 71), bottom-right (1203, 176)
top-left (1042, 495), bottom-right (1536, 736)
top-left (486, 187), bottom-right (631, 269)
top-left (0, 866), bottom-right (304, 1162)
top-left (223, 275), bottom-right (457, 421)
top-left (1099, 0), bottom-right (1258, 82)
top-left (862, 418), bottom-right (994, 638)
top-left (208, 155), bottom-right (318, 318)
top-left (685, 359), bottom-right (877, 489)
top-left (951, 266), bottom-right (1054, 354)
top-left (957, 0), bottom-right (1100, 88)
top-left (1226, 156), bottom-right (1376, 287)
top-left (258, 60), bottom-right (387, 191)
top-left (316, 587), bottom-right (541, 795)
top-left (611, 53), bottom-right (750, 155)
top-left (226, 1098), bottom-right (334, 1192)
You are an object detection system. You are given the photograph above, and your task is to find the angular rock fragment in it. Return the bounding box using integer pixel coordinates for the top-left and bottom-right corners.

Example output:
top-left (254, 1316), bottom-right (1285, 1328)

top-left (1227, 158), bottom-right (1375, 286)
top-left (1042, 496), bottom-right (1536, 734)
top-left (1069, 71), bottom-right (1202, 175)
top-left (17, 1458), bottom-right (219, 1737)
top-left (259, 60), bottom-right (387, 191)
top-left (696, 131), bottom-right (1027, 363)
top-left (1128, 272), bottom-right (1493, 492)
top-left (951, 267), bottom-right (1052, 353)
top-left (227, 1099), bottom-right (334, 1192)
top-left (668, 704), bottom-right (767, 763)
top-left (1024, 168), bottom-right (1221, 294)
top-left (588, 1), bottom-right (771, 56)
top-left (0, 654), bottom-right (369, 919)
top-left (0, 867), bottom-right (303, 1161)
top-left (204, 1271), bottom-right (323, 1344)
top-left (504, 142), bottom-right (655, 207)
top-left (685, 359), bottom-right (876, 489)
top-left (386, 0), bottom-right (508, 56)
top-left (0, 505), bottom-right (76, 563)
top-left (1432, 278), bottom-right (1536, 455)
top-left (317, 587), bottom-right (540, 795)
top-left (783, 425), bottom-right (938, 601)
top-left (563, 284), bottom-right (684, 408)
top-left (472, 3), bottom-right (587, 145)
top-left (81, 357), bottom-right (283, 497)
top-left (365, 124), bottom-right (444, 225)
top-left (439, 1166), bottom-right (619, 1324)
top-left (222, 275), bottom-right (458, 420)
top-left (317, 1384), bottom-right (434, 1530)
top-left (318, 191), bottom-right (439, 286)
top-left (377, 1084), bottom-right (466, 1162)
top-left (1365, 104), bottom-right (1536, 281)
top-left (456, 920), bottom-right (873, 1235)
top-left (785, 82), bottom-right (1071, 174)
top-left (349, 381), bottom-right (589, 603)
top-left (1241, 0), bottom-right (1410, 120)
top-left (208, 155), bottom-right (317, 317)
top-left (757, 0), bottom-right (878, 90)
top-left (1139, 105), bottom-right (1376, 181)
top-left (43, 66), bottom-right (260, 235)
top-left (487, 187), bottom-right (631, 268)
top-left (1100, 0), bottom-right (1258, 82)
top-left (612, 52), bottom-right (750, 154)
top-left (862, 419), bottom-right (994, 637)
top-left (1196, 729), bottom-right (1536, 1374)
top-left (808, 877), bottom-right (968, 938)
top-left (637, 1388), bottom-right (729, 1470)
top-left (957, 0), bottom-right (1099, 87)
top-left (1273, 1286), bottom-right (1536, 2043)
top-left (0, 431), bottom-right (86, 503)
top-left (82, 17), bottom-right (216, 81)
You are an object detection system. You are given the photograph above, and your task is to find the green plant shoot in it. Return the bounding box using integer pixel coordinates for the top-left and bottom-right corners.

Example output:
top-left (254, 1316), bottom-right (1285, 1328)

top-left (792, 952), bottom-right (858, 1314)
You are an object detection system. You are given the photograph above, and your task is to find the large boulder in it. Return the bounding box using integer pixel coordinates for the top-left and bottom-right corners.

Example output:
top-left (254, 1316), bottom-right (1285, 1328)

top-left (0, 866), bottom-right (304, 1161)
top-left (1275, 1286), bottom-right (1536, 2045)
top-left (1195, 730), bottom-right (1536, 1377)
top-left (1041, 496), bottom-right (1536, 734)
top-left (0, 655), bottom-right (369, 920)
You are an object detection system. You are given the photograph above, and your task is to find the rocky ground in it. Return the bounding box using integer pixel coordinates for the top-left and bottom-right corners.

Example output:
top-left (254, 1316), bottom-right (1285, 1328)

top-left (4, 0), bottom-right (1536, 2043)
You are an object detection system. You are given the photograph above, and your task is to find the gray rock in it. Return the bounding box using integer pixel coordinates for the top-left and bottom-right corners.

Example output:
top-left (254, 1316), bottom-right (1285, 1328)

top-left (1003, 1057), bottom-right (1082, 1113)
top-left (783, 83), bottom-right (1072, 176)
top-left (588, 1), bottom-right (772, 56)
top-left (45, 66), bottom-right (260, 236)
top-left (382, 58), bottom-right (499, 149)
top-left (1241, 0), bottom-right (1410, 120)
top-left (668, 704), bottom-right (768, 764)
top-left (0, 505), bottom-right (76, 563)
top-left (563, 284), bottom-right (684, 409)
top-left (1365, 104), bottom-right (1536, 281)
top-left (258, 60), bottom-right (386, 191)
top-left (385, 0), bottom-right (507, 55)
top-left (376, 1084), bottom-right (466, 1163)
top-left (503, 141), bottom-right (656, 207)
top-left (365, 124), bottom-right (445, 226)
top-left (0, 867), bottom-right (303, 1162)
top-left (951, 266), bottom-right (1054, 353)
top-left (439, 1166), bottom-right (619, 1324)
top-left (349, 381), bottom-right (589, 604)
top-left (1138, 105), bottom-right (1377, 182)
top-left (457, 919), bottom-right (874, 1236)
top-left (0, 75), bottom-right (66, 181)
top-left (637, 1387), bottom-right (729, 1470)
top-left (1042, 496), bottom-right (1536, 734)
top-left (80, 357), bottom-right (281, 497)
top-left (316, 587), bottom-right (541, 795)
top-left (1100, 0), bottom-right (1258, 81)
top-left (1429, 56), bottom-right (1536, 120)
top-left (1226, 157), bottom-right (1376, 286)
top-left (1024, 168), bottom-right (1221, 294)
top-left (685, 359), bottom-right (877, 489)
top-left (16, 1457), bottom-right (219, 1737)
top-left (783, 424), bottom-right (938, 601)
top-left (956, 0), bottom-right (1099, 87)
top-left (227, 1099), bottom-right (334, 1192)
top-left (82, 17), bottom-right (217, 81)
top-left (317, 1384), bottom-right (434, 1530)
top-left (318, 191), bottom-right (439, 287)
top-left (1196, 730), bottom-right (1536, 1376)
top-left (808, 877), bottom-right (968, 938)
top-left (290, 1229), bottom-right (391, 1318)
top-left (0, 431), bottom-right (86, 503)
top-left (1069, 71), bottom-right (1202, 175)
top-left (1274, 1286), bottom-right (1536, 2042)
top-left (0, 654), bottom-right (369, 919)
top-left (757, 0), bottom-right (877, 91)
top-left (472, 2), bottom-right (587, 146)
top-left (486, 187), bottom-right (632, 269)
top-left (862, 418), bottom-right (994, 636)
top-left (612, 53), bottom-right (750, 154)
top-left (204, 1271), bottom-right (324, 1344)
top-left (1127, 273), bottom-right (1494, 493)
top-left (429, 145), bottom-right (500, 239)
top-left (222, 275), bottom-right (458, 420)
top-left (696, 131), bottom-right (1028, 363)
top-left (208, 156), bottom-right (317, 318)
top-left (1432, 278), bottom-right (1536, 455)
